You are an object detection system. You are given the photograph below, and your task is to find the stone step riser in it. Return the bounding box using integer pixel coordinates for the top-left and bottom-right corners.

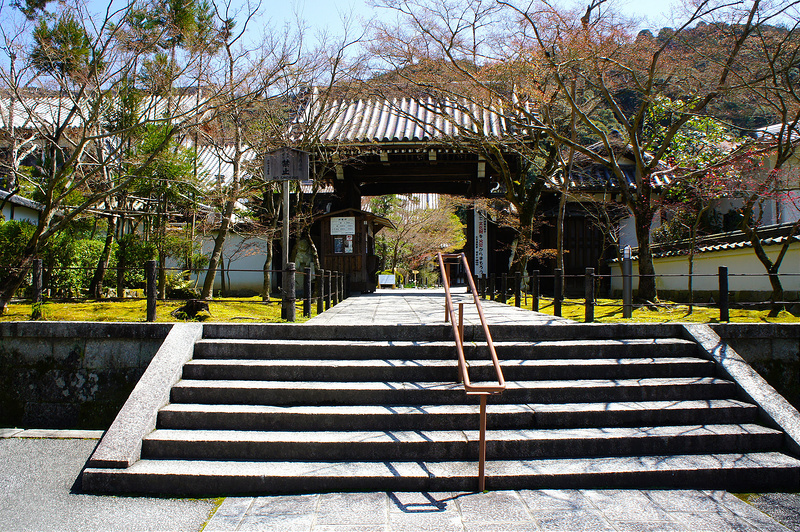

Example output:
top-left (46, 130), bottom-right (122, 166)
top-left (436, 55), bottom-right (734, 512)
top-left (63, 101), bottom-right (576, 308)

top-left (182, 360), bottom-right (715, 383)
top-left (170, 382), bottom-right (736, 406)
top-left (81, 459), bottom-right (800, 496)
top-left (200, 324), bottom-right (689, 342)
top-left (156, 404), bottom-right (758, 432)
top-left (193, 342), bottom-right (700, 361)
top-left (141, 431), bottom-right (782, 462)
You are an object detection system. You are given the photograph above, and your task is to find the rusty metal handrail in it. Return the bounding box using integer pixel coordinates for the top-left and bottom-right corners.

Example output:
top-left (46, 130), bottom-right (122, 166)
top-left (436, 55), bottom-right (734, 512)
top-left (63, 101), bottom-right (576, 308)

top-left (437, 252), bottom-right (505, 492)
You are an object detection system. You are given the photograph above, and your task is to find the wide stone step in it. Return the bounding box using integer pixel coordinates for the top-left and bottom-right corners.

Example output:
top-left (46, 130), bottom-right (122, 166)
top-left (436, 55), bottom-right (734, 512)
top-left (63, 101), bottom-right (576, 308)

top-left (200, 323), bottom-right (690, 342)
top-left (193, 338), bottom-right (699, 361)
top-left (182, 357), bottom-right (715, 382)
top-left (81, 451), bottom-right (800, 495)
top-left (170, 377), bottom-right (736, 406)
top-left (141, 424), bottom-right (783, 461)
top-left (158, 399), bottom-right (757, 431)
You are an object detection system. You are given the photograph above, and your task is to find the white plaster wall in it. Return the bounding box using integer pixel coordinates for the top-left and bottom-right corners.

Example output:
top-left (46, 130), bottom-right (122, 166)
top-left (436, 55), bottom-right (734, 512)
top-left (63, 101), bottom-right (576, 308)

top-left (610, 241), bottom-right (800, 293)
top-left (191, 233), bottom-right (270, 294)
top-left (781, 190), bottom-right (800, 224)
top-left (618, 211), bottom-right (663, 249)
top-left (1, 203), bottom-right (39, 225)
top-left (618, 215), bottom-right (638, 249)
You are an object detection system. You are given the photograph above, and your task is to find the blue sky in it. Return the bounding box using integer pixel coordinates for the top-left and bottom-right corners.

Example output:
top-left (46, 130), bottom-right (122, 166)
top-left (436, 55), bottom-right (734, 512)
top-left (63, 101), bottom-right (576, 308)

top-left (265, 0), bottom-right (681, 36)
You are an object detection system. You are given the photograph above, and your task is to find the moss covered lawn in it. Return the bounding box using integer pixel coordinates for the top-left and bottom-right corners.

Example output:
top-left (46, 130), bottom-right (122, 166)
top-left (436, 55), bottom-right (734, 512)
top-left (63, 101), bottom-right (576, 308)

top-left (1, 297), bottom-right (314, 323)
top-left (514, 297), bottom-right (800, 323)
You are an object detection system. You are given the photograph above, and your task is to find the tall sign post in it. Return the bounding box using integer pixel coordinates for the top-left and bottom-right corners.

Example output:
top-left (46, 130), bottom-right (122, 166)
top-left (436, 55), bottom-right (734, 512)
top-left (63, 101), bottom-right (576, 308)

top-left (264, 148), bottom-right (310, 320)
top-left (474, 209), bottom-right (488, 277)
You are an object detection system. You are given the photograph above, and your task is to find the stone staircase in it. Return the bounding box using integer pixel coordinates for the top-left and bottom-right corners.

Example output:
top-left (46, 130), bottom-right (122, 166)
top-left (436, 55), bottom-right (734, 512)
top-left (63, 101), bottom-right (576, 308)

top-left (82, 323), bottom-right (800, 495)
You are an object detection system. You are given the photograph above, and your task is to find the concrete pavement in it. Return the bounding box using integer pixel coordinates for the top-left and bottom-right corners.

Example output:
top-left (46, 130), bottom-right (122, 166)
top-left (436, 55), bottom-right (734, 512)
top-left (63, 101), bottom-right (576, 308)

top-left (2, 429), bottom-right (799, 531)
top-left (0, 430), bottom-right (215, 532)
top-left (205, 489), bottom-right (796, 532)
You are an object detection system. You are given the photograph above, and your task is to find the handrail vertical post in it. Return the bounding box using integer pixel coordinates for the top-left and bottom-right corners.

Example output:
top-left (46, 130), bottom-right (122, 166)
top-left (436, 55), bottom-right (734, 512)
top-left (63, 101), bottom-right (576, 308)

top-left (281, 262), bottom-right (296, 322)
top-left (719, 266), bottom-right (729, 322)
top-left (478, 394), bottom-right (487, 492)
top-left (458, 302), bottom-right (464, 344)
top-left (622, 251), bottom-right (633, 318)
top-left (325, 271), bottom-right (332, 310)
top-left (444, 263), bottom-right (451, 323)
top-left (303, 267), bottom-right (311, 318)
top-left (554, 268), bottom-right (563, 317)
top-left (532, 270), bottom-right (539, 312)
top-left (146, 260), bottom-right (157, 322)
top-left (585, 267), bottom-right (595, 323)
top-left (31, 258), bottom-right (43, 319)
top-left (333, 272), bottom-right (339, 306)
top-left (489, 273), bottom-right (496, 301)
top-left (514, 271), bottom-right (521, 308)
top-left (317, 269), bottom-right (325, 314)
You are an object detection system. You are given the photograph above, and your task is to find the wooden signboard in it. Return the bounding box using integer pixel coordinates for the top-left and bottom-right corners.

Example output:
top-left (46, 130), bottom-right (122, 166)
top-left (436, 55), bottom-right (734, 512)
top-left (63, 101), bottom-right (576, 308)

top-left (263, 147), bottom-right (310, 182)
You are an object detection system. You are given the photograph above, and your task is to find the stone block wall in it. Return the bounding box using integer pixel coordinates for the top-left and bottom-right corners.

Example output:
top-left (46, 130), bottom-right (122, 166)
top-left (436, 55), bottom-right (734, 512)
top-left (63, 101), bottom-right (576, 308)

top-left (0, 322), bottom-right (172, 429)
top-left (710, 323), bottom-right (800, 409)
top-left (1, 322), bottom-right (797, 429)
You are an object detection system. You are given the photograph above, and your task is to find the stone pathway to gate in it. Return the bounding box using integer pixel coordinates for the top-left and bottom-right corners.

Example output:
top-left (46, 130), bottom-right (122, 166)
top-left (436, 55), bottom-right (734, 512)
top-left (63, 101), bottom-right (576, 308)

top-left (307, 287), bottom-right (571, 326)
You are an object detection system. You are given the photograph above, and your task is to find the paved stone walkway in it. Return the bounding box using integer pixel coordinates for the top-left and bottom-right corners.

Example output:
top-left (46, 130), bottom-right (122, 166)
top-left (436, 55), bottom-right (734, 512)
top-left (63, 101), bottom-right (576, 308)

top-left (205, 489), bottom-right (793, 531)
top-left (2, 429), bottom-right (797, 531)
top-left (307, 287), bottom-right (571, 326)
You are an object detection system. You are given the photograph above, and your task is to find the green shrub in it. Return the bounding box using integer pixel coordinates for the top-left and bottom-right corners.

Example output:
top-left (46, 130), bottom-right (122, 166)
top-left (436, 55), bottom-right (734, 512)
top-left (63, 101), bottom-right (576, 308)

top-left (116, 234), bottom-right (157, 288)
top-left (166, 270), bottom-right (199, 299)
top-left (0, 220), bottom-right (36, 288)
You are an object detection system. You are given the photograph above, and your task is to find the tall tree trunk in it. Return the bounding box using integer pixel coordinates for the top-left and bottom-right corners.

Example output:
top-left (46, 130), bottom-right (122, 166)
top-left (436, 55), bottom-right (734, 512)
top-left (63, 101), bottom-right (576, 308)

top-left (6, 55), bottom-right (18, 191)
top-left (0, 254), bottom-right (34, 314)
top-left (201, 198), bottom-right (237, 299)
top-left (686, 206), bottom-right (708, 314)
top-left (157, 195), bottom-right (168, 299)
top-left (88, 215), bottom-right (117, 299)
top-left (741, 224), bottom-right (786, 317)
top-left (219, 255), bottom-right (226, 297)
top-left (555, 191), bottom-right (567, 299)
top-left (116, 234), bottom-right (127, 298)
top-left (634, 211), bottom-right (657, 302)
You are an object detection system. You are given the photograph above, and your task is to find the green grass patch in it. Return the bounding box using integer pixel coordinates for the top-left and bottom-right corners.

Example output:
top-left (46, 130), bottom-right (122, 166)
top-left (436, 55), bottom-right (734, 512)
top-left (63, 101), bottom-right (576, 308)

top-left (1, 297), bottom-right (315, 323)
top-left (509, 296), bottom-right (800, 323)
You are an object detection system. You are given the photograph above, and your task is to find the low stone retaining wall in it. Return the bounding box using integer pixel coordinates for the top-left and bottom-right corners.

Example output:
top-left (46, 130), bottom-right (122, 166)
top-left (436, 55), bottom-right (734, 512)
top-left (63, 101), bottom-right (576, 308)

top-left (1, 321), bottom-right (798, 429)
top-left (0, 322), bottom-right (172, 428)
top-left (709, 323), bottom-right (800, 410)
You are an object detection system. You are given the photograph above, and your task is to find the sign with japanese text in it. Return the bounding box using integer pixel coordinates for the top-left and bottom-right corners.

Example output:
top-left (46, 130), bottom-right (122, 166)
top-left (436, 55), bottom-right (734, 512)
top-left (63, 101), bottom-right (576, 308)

top-left (330, 216), bottom-right (356, 235)
top-left (474, 210), bottom-right (488, 276)
top-left (263, 147), bottom-right (309, 182)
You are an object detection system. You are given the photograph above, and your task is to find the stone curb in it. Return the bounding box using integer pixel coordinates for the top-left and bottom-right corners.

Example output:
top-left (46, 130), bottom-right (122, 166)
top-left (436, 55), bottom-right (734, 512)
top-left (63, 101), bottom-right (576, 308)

top-left (683, 323), bottom-right (800, 460)
top-left (84, 323), bottom-right (202, 469)
top-left (0, 428), bottom-right (103, 439)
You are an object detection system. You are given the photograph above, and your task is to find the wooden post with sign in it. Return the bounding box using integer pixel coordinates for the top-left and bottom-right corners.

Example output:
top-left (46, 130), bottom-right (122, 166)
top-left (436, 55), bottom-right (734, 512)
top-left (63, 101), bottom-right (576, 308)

top-left (264, 148), bottom-right (309, 320)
